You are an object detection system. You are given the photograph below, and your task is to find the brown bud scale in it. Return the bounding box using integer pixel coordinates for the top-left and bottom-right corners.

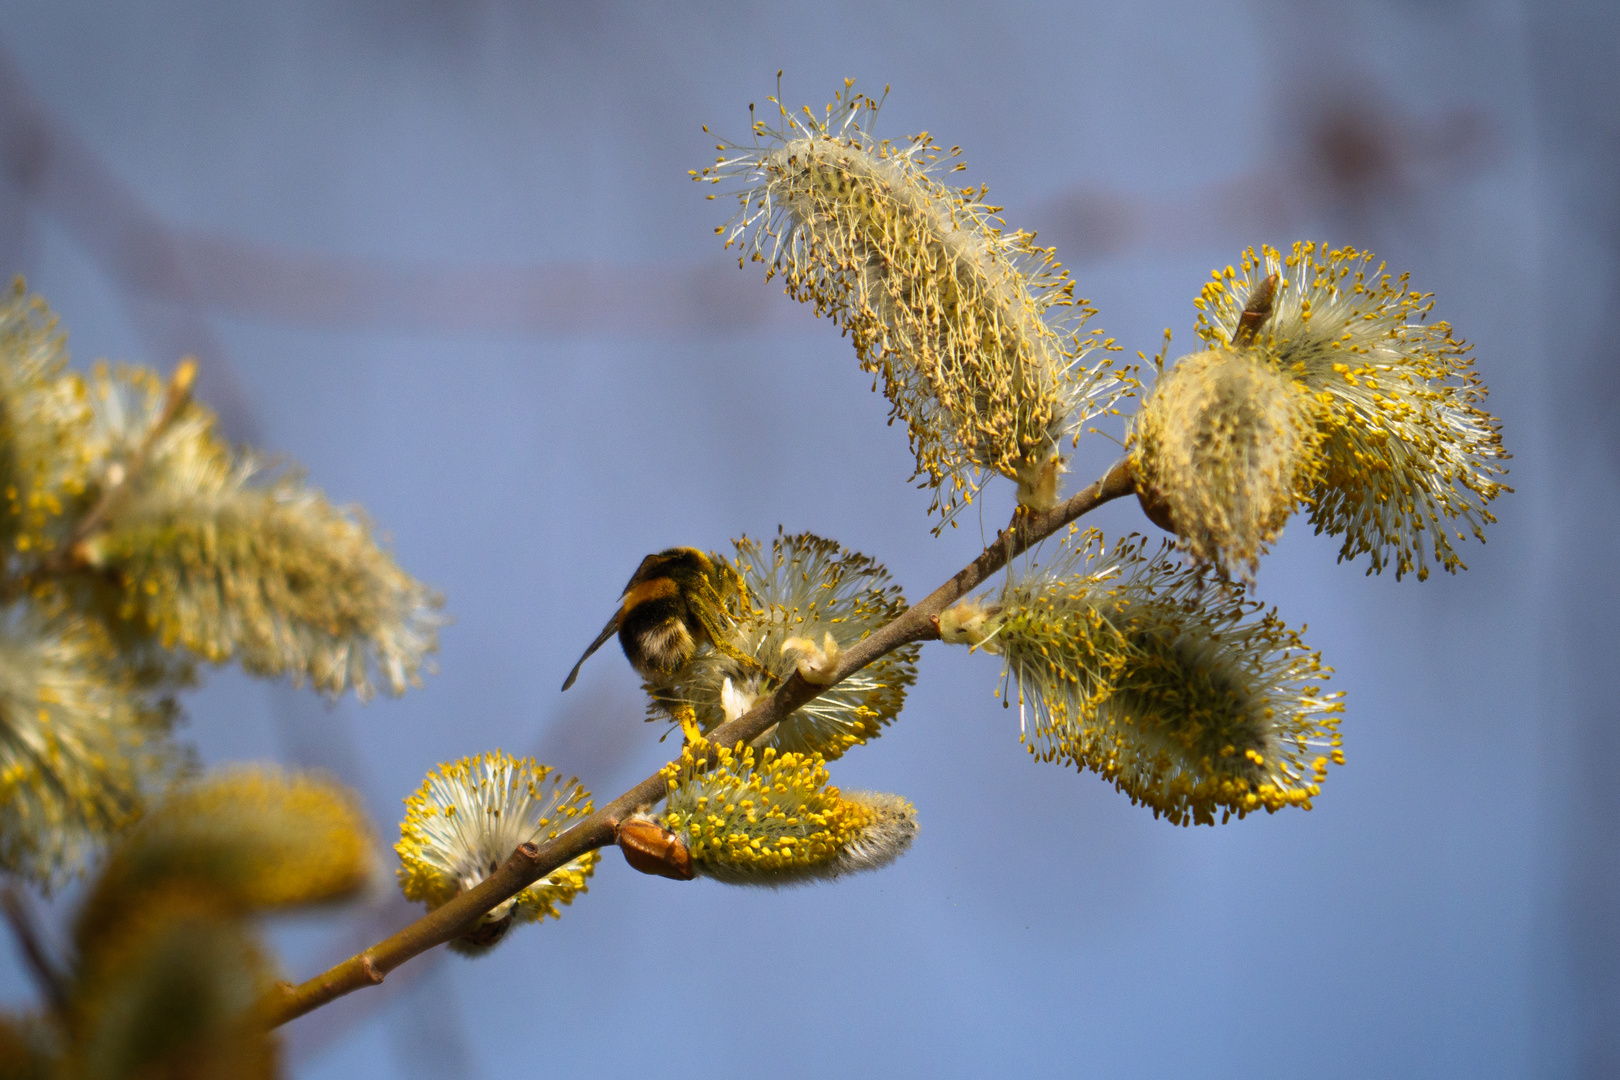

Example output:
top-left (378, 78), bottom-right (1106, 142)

top-left (617, 816), bottom-right (694, 880)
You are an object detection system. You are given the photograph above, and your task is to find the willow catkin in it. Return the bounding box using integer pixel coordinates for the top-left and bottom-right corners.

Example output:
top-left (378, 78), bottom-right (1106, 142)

top-left (1131, 347), bottom-right (1320, 580)
top-left (700, 83), bottom-right (1127, 521)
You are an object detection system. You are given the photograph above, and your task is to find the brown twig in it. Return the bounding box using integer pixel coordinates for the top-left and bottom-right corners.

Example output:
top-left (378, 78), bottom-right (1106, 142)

top-left (1, 886), bottom-right (69, 1014)
top-left (263, 456), bottom-right (1136, 1028)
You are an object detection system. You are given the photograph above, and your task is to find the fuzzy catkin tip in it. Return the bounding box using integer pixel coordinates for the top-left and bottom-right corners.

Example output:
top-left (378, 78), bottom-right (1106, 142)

top-left (782, 631), bottom-right (841, 684)
top-left (825, 791), bottom-right (918, 877)
top-left (936, 598), bottom-right (1004, 653)
top-left (1130, 347), bottom-right (1319, 580)
top-left (1014, 451), bottom-right (1067, 512)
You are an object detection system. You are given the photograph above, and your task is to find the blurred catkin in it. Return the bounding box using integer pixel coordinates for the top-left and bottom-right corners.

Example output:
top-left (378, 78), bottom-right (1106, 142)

top-left (76, 364), bottom-right (444, 697)
top-left (0, 285), bottom-right (441, 886)
top-left (51, 768), bottom-right (376, 1079)
top-left (65, 891), bottom-right (278, 1080)
top-left (0, 283), bottom-right (93, 560)
top-left (77, 768), bottom-right (374, 956)
top-left (0, 606), bottom-right (182, 889)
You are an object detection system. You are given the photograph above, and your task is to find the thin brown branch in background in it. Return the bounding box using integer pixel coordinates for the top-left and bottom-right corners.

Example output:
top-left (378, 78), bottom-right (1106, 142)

top-left (1, 886), bottom-right (68, 1013)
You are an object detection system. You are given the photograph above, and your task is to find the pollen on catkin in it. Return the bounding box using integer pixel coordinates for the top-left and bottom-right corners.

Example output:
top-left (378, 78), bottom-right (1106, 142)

top-left (396, 751), bottom-right (597, 954)
top-left (1195, 243), bottom-right (1509, 580)
top-left (652, 530), bottom-right (918, 760)
top-left (658, 740), bottom-right (916, 886)
top-left (1130, 346), bottom-right (1321, 580)
top-left (699, 82), bottom-right (1129, 523)
top-left (938, 529), bottom-right (1344, 825)
top-left (0, 606), bottom-right (181, 890)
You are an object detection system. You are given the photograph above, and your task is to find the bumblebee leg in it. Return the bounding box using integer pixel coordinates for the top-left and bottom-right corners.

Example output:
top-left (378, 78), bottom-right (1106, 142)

top-left (670, 702), bottom-right (704, 746)
top-left (712, 640), bottom-right (780, 687)
top-left (686, 580), bottom-right (780, 688)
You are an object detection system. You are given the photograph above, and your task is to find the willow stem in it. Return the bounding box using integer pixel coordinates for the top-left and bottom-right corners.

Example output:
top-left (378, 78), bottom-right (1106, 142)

top-left (263, 456), bottom-right (1136, 1029)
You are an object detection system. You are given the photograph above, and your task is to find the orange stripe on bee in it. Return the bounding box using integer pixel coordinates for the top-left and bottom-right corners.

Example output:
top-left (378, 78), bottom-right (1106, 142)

top-left (622, 577), bottom-right (680, 612)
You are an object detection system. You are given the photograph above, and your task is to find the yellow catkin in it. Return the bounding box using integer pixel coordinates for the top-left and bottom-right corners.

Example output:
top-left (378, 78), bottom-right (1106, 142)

top-left (940, 530), bottom-right (1344, 826)
top-left (76, 768), bottom-right (375, 953)
top-left (396, 751), bottom-right (597, 941)
top-left (652, 530), bottom-right (918, 760)
top-left (1195, 243), bottom-right (1508, 580)
top-left (1131, 347), bottom-right (1322, 579)
top-left (660, 741), bottom-right (915, 885)
top-left (0, 282), bottom-right (95, 562)
top-left (700, 83), bottom-right (1128, 522)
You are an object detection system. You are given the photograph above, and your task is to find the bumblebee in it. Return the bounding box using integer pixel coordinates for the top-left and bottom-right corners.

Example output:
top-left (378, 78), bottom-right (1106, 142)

top-left (561, 547), bottom-right (770, 740)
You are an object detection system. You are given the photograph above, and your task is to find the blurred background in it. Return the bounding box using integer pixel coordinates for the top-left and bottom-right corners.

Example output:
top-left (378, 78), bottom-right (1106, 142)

top-left (0, 1), bottom-right (1610, 1076)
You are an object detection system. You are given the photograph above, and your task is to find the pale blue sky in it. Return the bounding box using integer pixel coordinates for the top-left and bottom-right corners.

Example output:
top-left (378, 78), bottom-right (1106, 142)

top-left (0, 1), bottom-right (1610, 1077)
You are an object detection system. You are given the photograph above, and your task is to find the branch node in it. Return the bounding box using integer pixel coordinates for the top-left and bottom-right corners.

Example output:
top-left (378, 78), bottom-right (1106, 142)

top-left (359, 955), bottom-right (384, 985)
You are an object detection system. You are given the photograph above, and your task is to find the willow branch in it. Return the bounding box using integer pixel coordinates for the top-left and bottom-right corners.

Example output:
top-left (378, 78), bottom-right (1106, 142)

top-left (264, 456), bottom-right (1137, 1029)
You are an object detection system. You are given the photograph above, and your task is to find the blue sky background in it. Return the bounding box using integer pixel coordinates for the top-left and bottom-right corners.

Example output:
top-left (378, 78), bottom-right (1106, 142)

top-left (0, 1), bottom-right (1613, 1077)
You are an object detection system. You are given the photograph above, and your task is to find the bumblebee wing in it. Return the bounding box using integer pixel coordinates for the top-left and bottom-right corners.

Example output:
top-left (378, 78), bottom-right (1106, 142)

top-left (621, 553), bottom-right (666, 595)
top-left (561, 612), bottom-right (621, 691)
